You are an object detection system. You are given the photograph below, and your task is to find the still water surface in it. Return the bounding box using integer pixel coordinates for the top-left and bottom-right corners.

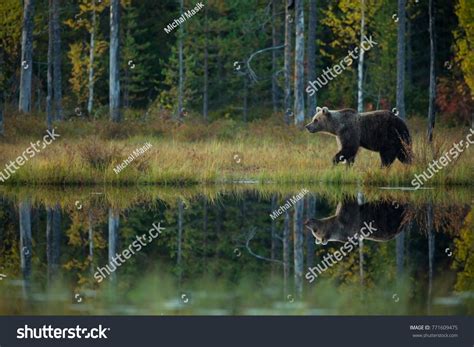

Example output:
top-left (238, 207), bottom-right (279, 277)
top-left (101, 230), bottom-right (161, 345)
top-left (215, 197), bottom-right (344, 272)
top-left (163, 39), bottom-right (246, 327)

top-left (0, 185), bottom-right (472, 315)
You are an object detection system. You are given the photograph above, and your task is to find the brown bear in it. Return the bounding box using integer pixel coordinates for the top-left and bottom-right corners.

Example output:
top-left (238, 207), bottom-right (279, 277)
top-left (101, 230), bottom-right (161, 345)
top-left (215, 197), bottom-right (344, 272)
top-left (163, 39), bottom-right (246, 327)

top-left (304, 199), bottom-right (407, 245)
top-left (305, 107), bottom-right (412, 167)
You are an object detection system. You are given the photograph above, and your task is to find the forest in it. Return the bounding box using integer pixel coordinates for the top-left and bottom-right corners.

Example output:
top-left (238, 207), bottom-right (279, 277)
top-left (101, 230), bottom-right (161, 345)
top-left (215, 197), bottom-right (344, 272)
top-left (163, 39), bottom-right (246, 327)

top-left (0, 0), bottom-right (472, 318)
top-left (0, 0), bottom-right (472, 185)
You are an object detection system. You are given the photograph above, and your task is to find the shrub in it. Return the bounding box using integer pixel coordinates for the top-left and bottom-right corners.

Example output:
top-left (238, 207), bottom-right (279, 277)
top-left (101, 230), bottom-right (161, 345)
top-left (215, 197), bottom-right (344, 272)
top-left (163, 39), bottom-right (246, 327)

top-left (78, 138), bottom-right (124, 169)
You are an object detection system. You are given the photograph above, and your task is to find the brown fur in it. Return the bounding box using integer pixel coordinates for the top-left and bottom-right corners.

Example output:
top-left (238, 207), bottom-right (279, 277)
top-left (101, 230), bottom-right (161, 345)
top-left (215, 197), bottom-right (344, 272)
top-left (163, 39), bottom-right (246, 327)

top-left (304, 199), bottom-right (406, 245)
top-left (305, 107), bottom-right (412, 166)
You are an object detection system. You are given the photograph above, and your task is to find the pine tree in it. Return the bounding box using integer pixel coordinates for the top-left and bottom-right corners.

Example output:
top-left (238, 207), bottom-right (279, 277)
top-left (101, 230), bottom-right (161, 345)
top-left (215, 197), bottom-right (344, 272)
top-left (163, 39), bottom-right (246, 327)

top-left (121, 4), bottom-right (155, 109)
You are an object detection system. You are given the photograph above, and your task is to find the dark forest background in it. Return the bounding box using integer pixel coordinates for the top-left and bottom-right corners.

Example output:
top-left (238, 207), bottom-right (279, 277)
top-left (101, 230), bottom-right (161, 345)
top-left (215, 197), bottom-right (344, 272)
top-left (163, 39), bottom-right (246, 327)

top-left (0, 0), bottom-right (473, 133)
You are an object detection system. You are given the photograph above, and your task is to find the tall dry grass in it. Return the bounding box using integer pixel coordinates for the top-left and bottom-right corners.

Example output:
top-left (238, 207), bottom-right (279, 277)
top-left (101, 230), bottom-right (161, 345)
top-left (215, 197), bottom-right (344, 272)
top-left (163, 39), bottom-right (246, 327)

top-left (0, 115), bottom-right (472, 186)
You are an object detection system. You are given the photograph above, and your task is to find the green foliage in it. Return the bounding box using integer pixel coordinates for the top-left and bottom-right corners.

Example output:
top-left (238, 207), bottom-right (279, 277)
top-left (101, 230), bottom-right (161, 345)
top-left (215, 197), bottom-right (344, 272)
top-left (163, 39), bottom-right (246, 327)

top-left (454, 0), bottom-right (474, 96)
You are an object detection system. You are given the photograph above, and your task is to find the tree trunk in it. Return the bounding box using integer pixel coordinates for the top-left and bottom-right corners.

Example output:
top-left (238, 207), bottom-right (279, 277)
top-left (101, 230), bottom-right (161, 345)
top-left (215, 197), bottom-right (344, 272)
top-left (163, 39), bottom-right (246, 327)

top-left (108, 208), bottom-right (119, 281)
top-left (271, 195), bottom-right (277, 262)
top-left (396, 230), bottom-right (404, 275)
top-left (87, 1), bottom-right (97, 115)
top-left (0, 86), bottom-right (4, 136)
top-left (271, 0), bottom-right (279, 113)
top-left (305, 195), bottom-right (315, 268)
top-left (427, 203), bottom-right (435, 314)
top-left (293, 198), bottom-right (304, 297)
top-left (19, 0), bottom-right (35, 113)
top-left (407, 20), bottom-right (412, 87)
top-left (396, 0), bottom-right (406, 119)
top-left (306, 0), bottom-right (317, 118)
top-left (0, 47), bottom-right (3, 135)
top-left (427, 0), bottom-right (436, 142)
top-left (293, 0), bottom-right (305, 125)
top-left (283, 208), bottom-right (290, 296)
top-left (47, 204), bottom-right (61, 281)
top-left (202, 198), bottom-right (208, 262)
top-left (19, 200), bottom-right (32, 297)
top-left (47, 0), bottom-right (53, 130)
top-left (357, 0), bottom-right (365, 113)
top-left (359, 238), bottom-right (364, 285)
top-left (109, 0), bottom-right (121, 122)
top-left (203, 5), bottom-right (208, 121)
top-left (243, 77), bottom-right (248, 122)
top-left (177, 199), bottom-right (184, 281)
top-left (177, 0), bottom-right (184, 121)
top-left (52, 0), bottom-right (62, 120)
top-left (284, 0), bottom-right (292, 125)
top-left (88, 209), bottom-right (94, 277)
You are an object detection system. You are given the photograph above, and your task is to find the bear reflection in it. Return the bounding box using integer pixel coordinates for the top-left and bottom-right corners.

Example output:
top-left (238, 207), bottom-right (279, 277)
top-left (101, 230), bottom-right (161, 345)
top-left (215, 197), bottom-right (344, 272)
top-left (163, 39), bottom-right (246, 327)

top-left (304, 199), bottom-right (406, 245)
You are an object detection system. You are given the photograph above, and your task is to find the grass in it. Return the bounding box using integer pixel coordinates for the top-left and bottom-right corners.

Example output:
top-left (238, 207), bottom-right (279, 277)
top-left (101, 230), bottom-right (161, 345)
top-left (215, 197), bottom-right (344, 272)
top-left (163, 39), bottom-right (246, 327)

top-left (0, 114), bottom-right (472, 186)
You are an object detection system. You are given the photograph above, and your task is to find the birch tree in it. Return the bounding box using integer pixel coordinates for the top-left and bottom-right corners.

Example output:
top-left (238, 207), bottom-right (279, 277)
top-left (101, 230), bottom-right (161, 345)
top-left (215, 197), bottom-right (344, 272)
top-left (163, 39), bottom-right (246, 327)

top-left (357, 0), bottom-right (365, 113)
top-left (427, 0), bottom-right (436, 142)
top-left (396, 0), bottom-right (406, 119)
top-left (293, 198), bottom-right (304, 297)
top-left (18, 0), bottom-right (35, 113)
top-left (19, 200), bottom-right (32, 297)
top-left (284, 0), bottom-right (292, 125)
top-left (47, 0), bottom-right (53, 129)
top-left (177, 0), bottom-right (184, 121)
top-left (0, 47), bottom-right (3, 135)
top-left (306, 0), bottom-right (317, 117)
top-left (108, 208), bottom-right (119, 281)
top-left (203, 4), bottom-right (208, 121)
top-left (109, 0), bottom-right (121, 122)
top-left (293, 0), bottom-right (305, 124)
top-left (271, 0), bottom-right (279, 113)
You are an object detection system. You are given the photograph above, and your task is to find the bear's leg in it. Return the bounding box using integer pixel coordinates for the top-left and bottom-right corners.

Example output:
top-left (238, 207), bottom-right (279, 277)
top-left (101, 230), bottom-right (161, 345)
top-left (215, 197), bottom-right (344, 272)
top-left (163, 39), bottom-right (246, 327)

top-left (333, 149), bottom-right (357, 166)
top-left (379, 148), bottom-right (398, 167)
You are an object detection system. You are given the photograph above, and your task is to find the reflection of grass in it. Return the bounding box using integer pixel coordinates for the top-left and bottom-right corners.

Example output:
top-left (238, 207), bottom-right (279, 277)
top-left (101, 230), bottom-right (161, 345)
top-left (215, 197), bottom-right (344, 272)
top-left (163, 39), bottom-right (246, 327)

top-left (0, 116), bottom-right (472, 186)
top-left (0, 184), bottom-right (472, 210)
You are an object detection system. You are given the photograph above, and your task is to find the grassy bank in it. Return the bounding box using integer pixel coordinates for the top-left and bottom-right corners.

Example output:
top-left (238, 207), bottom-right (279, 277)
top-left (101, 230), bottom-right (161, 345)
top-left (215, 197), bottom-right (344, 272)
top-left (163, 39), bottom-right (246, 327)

top-left (0, 115), bottom-right (472, 186)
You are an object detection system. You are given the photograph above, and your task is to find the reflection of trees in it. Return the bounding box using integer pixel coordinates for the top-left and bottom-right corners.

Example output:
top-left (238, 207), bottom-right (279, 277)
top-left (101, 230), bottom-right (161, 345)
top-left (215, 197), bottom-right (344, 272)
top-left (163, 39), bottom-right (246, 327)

top-left (0, 190), bottom-right (471, 314)
top-left (46, 203), bottom-right (61, 283)
top-left (19, 199), bottom-right (32, 298)
top-left (452, 211), bottom-right (474, 294)
top-left (293, 199), bottom-right (304, 298)
top-left (108, 208), bottom-right (119, 283)
top-left (402, 203), bottom-right (470, 235)
top-left (63, 205), bottom-right (107, 288)
top-left (427, 203), bottom-right (435, 314)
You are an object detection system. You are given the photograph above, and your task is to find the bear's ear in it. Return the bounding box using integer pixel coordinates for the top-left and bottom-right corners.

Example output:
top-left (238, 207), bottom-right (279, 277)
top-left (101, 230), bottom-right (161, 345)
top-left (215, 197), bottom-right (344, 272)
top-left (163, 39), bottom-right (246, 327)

top-left (316, 106), bottom-right (322, 114)
top-left (322, 107), bottom-right (329, 115)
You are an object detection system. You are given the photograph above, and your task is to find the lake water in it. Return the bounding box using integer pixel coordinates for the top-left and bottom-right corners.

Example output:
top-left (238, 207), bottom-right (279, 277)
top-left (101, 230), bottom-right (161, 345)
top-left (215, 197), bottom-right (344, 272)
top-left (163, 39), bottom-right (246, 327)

top-left (0, 185), bottom-right (472, 315)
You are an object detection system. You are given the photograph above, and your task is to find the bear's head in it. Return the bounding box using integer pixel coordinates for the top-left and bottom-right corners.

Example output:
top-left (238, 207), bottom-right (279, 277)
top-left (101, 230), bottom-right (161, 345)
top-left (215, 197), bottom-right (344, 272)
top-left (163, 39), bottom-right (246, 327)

top-left (304, 218), bottom-right (330, 245)
top-left (305, 106), bottom-right (336, 134)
